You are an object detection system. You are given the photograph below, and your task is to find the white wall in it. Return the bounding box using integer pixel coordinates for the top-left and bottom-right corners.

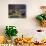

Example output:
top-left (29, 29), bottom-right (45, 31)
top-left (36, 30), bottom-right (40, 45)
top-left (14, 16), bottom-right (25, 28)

top-left (0, 0), bottom-right (46, 40)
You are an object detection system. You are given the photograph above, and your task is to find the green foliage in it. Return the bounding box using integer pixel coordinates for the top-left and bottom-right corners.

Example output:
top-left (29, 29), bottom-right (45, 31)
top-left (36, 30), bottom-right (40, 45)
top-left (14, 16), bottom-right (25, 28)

top-left (44, 15), bottom-right (46, 20)
top-left (36, 15), bottom-right (44, 21)
top-left (5, 26), bottom-right (18, 39)
top-left (36, 14), bottom-right (46, 21)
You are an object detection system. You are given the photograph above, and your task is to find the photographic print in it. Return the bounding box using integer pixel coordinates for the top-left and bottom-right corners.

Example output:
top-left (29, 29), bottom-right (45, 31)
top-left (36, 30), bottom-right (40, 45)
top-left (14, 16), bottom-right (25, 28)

top-left (8, 4), bottom-right (26, 18)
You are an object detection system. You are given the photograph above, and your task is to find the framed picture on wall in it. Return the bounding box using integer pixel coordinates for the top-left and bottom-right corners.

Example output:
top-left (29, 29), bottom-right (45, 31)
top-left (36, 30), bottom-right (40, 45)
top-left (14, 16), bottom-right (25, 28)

top-left (8, 4), bottom-right (26, 18)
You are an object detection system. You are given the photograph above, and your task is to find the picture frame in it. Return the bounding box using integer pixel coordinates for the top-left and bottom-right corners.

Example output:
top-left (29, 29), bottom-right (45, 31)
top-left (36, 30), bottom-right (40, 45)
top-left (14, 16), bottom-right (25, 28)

top-left (8, 4), bottom-right (26, 18)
